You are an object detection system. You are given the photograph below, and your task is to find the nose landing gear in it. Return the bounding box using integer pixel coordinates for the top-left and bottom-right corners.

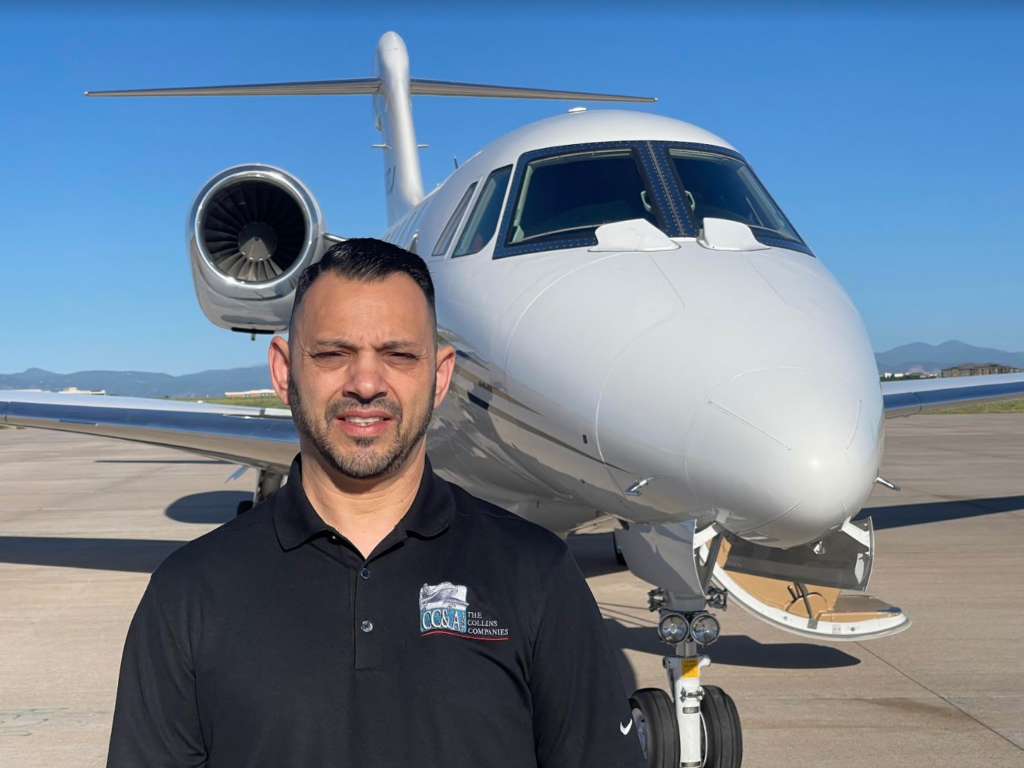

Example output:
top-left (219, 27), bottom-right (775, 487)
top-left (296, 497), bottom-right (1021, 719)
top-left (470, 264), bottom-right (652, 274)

top-left (629, 607), bottom-right (743, 768)
top-left (615, 519), bottom-right (743, 767)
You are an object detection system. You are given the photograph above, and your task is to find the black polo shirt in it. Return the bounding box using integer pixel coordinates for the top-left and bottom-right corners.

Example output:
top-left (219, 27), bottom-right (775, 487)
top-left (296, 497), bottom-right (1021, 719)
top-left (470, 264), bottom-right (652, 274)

top-left (107, 452), bottom-right (646, 768)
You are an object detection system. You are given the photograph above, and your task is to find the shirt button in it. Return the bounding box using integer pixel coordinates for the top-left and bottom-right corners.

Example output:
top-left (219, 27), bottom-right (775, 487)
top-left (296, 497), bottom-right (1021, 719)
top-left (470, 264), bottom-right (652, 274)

top-left (360, 567), bottom-right (371, 580)
top-left (360, 620), bottom-right (373, 633)
top-left (328, 534), bottom-right (340, 544)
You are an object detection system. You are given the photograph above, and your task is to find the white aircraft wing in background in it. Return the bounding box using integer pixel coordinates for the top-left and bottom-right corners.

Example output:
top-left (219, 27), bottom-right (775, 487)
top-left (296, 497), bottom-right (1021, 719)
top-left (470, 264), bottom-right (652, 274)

top-left (882, 371), bottom-right (1024, 417)
top-left (0, 390), bottom-right (298, 473)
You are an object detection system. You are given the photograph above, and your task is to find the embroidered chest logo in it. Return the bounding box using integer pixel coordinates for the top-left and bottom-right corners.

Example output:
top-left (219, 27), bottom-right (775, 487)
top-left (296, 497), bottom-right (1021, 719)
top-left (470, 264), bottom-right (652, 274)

top-left (419, 582), bottom-right (509, 641)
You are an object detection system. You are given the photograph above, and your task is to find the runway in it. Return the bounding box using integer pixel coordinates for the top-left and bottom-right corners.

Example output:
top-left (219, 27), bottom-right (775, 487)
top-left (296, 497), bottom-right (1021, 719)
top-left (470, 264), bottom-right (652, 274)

top-left (2, 416), bottom-right (1023, 767)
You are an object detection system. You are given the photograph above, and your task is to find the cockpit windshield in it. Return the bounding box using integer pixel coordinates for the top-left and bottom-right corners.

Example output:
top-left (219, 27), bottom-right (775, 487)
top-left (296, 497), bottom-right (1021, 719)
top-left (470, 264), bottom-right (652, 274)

top-left (506, 149), bottom-right (658, 246)
top-left (668, 149), bottom-right (801, 243)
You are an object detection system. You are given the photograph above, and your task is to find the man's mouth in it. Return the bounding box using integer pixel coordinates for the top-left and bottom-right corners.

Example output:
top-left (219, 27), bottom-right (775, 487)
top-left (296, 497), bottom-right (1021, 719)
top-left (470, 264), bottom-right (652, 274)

top-left (335, 409), bottom-right (394, 438)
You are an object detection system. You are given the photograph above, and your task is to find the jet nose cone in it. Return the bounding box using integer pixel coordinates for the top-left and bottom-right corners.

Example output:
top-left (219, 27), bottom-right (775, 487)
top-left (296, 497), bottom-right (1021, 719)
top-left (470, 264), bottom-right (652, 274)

top-left (787, 441), bottom-right (851, 509)
top-left (686, 369), bottom-right (882, 548)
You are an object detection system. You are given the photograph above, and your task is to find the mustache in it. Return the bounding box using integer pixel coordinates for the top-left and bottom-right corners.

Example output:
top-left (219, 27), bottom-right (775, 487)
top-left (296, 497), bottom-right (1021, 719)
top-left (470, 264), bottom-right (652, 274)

top-left (325, 397), bottom-right (402, 422)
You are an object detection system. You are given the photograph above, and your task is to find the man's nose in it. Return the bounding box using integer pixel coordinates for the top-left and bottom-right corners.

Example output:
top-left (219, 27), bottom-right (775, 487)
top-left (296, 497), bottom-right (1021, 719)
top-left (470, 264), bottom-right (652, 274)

top-left (342, 353), bottom-right (389, 403)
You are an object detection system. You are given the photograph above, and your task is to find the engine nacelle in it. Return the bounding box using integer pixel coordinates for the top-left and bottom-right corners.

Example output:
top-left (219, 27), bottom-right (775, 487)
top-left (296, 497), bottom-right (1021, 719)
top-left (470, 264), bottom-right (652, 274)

top-left (187, 164), bottom-right (327, 332)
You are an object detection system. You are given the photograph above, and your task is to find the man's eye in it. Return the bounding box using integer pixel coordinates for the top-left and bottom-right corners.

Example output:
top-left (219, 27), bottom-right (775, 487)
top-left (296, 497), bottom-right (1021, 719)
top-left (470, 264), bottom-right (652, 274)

top-left (390, 353), bottom-right (416, 360)
top-left (314, 352), bottom-right (341, 359)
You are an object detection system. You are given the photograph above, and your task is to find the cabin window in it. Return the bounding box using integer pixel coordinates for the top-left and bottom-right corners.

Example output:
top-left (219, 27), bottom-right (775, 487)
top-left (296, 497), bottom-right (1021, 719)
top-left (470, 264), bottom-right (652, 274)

top-left (432, 182), bottom-right (477, 257)
top-left (505, 149), bottom-right (657, 247)
top-left (453, 166), bottom-right (512, 257)
top-left (667, 149), bottom-right (801, 244)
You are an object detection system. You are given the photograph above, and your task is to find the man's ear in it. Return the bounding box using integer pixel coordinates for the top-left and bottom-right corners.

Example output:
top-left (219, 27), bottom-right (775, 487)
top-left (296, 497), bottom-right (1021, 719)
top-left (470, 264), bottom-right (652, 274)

top-left (268, 336), bottom-right (292, 405)
top-left (433, 344), bottom-right (456, 410)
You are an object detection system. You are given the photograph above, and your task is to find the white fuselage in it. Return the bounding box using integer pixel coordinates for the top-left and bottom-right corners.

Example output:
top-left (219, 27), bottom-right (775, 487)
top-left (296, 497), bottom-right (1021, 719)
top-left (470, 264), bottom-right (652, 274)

top-left (381, 109), bottom-right (883, 550)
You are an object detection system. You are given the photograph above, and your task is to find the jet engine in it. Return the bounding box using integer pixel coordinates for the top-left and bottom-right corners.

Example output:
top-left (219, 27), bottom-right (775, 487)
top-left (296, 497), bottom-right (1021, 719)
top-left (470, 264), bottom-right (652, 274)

top-left (187, 164), bottom-right (329, 333)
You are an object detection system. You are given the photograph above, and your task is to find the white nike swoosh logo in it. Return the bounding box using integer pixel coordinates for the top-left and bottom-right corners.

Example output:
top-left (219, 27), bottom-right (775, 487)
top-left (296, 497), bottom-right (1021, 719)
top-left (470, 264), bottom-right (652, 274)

top-left (620, 719), bottom-right (633, 735)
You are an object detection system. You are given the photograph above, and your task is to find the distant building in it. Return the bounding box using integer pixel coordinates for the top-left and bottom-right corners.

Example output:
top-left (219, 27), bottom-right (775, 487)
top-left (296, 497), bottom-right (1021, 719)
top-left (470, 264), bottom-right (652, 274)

top-left (880, 371), bottom-right (939, 381)
top-left (60, 387), bottom-right (106, 395)
top-left (224, 388), bottom-right (278, 398)
top-left (941, 363), bottom-right (1022, 378)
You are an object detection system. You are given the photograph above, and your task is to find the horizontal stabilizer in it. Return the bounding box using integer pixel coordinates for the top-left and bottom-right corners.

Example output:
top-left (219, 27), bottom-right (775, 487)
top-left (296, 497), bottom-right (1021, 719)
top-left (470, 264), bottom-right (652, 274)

top-left (408, 78), bottom-right (655, 102)
top-left (85, 77), bottom-right (655, 102)
top-left (84, 78), bottom-right (381, 98)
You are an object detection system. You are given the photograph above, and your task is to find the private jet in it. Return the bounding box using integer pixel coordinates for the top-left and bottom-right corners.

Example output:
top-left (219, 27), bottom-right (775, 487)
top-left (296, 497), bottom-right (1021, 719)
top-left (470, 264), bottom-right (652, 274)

top-left (4, 31), bottom-right (1024, 768)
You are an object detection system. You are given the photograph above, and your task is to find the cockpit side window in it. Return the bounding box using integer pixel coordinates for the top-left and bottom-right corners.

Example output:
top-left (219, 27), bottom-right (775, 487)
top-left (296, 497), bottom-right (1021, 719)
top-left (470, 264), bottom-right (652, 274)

top-left (505, 149), bottom-right (659, 248)
top-left (432, 182), bottom-right (478, 257)
top-left (452, 166), bottom-right (512, 257)
top-left (667, 149), bottom-right (803, 245)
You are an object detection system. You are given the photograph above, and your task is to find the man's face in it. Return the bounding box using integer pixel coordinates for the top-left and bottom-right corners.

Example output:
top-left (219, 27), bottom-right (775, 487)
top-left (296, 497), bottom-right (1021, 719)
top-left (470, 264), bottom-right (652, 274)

top-left (282, 272), bottom-right (446, 481)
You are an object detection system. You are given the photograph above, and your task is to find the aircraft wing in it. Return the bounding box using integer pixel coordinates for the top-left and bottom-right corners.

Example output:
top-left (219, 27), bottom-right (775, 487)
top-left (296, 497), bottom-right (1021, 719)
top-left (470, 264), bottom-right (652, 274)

top-left (8, 371), bottom-right (1023, 473)
top-left (882, 372), bottom-right (1024, 418)
top-left (0, 390), bottom-right (298, 473)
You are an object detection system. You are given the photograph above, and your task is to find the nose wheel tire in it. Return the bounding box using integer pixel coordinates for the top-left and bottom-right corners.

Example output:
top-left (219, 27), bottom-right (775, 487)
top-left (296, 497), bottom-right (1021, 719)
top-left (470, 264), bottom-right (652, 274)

top-left (628, 688), bottom-right (679, 768)
top-left (236, 500), bottom-right (254, 516)
top-left (701, 685), bottom-right (743, 768)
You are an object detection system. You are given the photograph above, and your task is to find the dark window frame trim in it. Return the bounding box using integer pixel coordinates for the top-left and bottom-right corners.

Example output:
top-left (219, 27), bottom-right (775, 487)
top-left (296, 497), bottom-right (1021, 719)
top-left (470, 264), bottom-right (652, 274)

top-left (657, 141), bottom-right (815, 258)
top-left (492, 141), bottom-right (674, 260)
top-left (452, 165), bottom-right (514, 258)
top-left (432, 180), bottom-right (480, 258)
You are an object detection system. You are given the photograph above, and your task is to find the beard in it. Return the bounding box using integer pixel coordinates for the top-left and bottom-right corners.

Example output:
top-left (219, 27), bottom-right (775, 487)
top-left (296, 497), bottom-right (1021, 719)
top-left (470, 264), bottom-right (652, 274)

top-left (288, 372), bottom-right (436, 481)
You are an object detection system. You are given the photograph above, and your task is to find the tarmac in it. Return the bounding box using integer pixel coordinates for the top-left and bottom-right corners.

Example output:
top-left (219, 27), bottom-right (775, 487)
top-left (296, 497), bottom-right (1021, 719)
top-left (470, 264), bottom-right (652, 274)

top-left (1, 415), bottom-right (1023, 768)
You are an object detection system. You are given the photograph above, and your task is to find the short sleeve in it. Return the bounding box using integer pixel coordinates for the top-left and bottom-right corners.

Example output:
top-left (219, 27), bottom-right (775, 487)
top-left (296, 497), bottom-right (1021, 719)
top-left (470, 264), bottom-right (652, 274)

top-left (529, 545), bottom-right (647, 768)
top-left (106, 575), bottom-right (207, 768)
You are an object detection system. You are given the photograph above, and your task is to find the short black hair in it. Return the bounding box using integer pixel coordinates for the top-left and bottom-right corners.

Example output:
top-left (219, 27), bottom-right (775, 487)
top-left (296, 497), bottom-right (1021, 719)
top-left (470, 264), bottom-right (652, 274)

top-left (288, 238), bottom-right (436, 343)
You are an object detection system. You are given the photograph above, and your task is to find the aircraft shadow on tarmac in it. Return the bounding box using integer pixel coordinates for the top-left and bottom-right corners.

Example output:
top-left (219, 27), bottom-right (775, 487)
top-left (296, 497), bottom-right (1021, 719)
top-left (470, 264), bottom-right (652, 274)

top-left (165, 491), bottom-right (250, 524)
top-left (857, 494), bottom-right (1024, 529)
top-left (94, 459), bottom-right (232, 465)
top-left (603, 620), bottom-right (860, 687)
top-left (3, 496), bottom-right (1018, 673)
top-left (0, 536), bottom-right (185, 573)
top-left (565, 531), bottom-right (629, 578)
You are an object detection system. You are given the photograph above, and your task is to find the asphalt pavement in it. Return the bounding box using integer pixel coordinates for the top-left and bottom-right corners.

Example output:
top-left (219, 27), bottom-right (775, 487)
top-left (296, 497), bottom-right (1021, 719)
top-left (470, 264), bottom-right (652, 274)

top-left (1, 415), bottom-right (1022, 767)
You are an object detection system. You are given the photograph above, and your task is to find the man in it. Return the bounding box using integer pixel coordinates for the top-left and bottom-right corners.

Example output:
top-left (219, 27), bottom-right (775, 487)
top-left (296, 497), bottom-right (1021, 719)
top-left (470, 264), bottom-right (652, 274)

top-left (107, 238), bottom-right (646, 768)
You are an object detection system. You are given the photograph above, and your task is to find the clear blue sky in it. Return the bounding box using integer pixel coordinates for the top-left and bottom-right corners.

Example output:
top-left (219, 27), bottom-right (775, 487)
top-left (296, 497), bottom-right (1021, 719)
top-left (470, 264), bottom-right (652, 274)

top-left (2, 4), bottom-right (1021, 376)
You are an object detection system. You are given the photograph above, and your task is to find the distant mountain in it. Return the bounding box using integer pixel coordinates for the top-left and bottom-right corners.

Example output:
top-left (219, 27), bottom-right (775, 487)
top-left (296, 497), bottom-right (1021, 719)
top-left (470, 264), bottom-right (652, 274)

top-left (5, 341), bottom-right (1022, 395)
top-left (0, 365), bottom-right (271, 398)
top-left (875, 341), bottom-right (1024, 375)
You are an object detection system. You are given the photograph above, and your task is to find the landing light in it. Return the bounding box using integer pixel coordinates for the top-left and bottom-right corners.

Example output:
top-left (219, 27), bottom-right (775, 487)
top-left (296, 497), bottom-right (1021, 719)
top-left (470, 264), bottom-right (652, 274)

top-left (657, 613), bottom-right (689, 644)
top-left (690, 613), bottom-right (720, 645)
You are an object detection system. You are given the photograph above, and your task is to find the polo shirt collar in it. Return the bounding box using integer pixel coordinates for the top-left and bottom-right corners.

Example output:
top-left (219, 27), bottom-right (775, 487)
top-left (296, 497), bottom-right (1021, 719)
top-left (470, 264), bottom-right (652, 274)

top-left (273, 452), bottom-right (454, 551)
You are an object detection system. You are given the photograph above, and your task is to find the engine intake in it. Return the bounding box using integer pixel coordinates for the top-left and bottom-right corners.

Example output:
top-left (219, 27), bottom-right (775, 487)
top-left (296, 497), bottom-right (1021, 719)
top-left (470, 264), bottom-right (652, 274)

top-left (187, 165), bottom-right (326, 332)
top-left (203, 180), bottom-right (307, 282)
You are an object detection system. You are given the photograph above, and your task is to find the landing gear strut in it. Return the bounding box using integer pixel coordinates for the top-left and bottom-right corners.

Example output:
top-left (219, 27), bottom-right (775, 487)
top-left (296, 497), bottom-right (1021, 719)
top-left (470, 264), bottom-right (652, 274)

top-left (630, 607), bottom-right (742, 768)
top-left (621, 526), bottom-right (743, 768)
top-left (236, 468), bottom-right (284, 516)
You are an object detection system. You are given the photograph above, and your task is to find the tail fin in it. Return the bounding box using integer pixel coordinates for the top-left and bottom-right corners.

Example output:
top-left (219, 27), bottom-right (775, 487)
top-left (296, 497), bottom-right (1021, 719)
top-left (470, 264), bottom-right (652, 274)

top-left (372, 32), bottom-right (425, 226)
top-left (85, 31), bottom-right (656, 227)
